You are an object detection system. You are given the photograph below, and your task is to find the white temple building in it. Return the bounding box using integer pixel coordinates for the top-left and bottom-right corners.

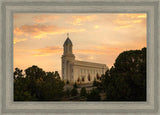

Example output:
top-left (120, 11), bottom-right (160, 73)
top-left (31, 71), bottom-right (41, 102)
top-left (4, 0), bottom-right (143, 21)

top-left (61, 34), bottom-right (108, 84)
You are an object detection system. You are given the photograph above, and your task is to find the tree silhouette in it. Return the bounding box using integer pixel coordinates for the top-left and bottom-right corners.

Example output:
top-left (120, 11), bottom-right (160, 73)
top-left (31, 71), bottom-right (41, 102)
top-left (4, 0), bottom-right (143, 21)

top-left (87, 89), bottom-right (100, 101)
top-left (14, 65), bottom-right (64, 101)
top-left (80, 87), bottom-right (87, 97)
top-left (101, 48), bottom-right (146, 101)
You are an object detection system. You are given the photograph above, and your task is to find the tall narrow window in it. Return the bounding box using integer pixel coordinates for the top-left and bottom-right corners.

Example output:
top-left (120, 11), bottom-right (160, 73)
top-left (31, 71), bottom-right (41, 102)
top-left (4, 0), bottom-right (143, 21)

top-left (69, 45), bottom-right (71, 52)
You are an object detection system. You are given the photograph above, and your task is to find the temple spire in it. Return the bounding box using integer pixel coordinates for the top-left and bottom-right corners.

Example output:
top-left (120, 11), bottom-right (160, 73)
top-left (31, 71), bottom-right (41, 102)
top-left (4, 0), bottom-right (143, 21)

top-left (67, 33), bottom-right (69, 38)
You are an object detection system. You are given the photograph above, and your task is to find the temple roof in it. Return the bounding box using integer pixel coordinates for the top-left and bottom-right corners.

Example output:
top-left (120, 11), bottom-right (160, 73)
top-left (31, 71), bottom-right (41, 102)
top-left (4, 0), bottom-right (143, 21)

top-left (63, 37), bottom-right (73, 46)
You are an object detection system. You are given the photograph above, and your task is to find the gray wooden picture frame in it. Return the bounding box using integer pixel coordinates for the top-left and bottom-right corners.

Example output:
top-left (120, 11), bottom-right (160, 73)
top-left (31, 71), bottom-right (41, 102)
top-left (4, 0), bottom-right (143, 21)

top-left (0, 0), bottom-right (159, 114)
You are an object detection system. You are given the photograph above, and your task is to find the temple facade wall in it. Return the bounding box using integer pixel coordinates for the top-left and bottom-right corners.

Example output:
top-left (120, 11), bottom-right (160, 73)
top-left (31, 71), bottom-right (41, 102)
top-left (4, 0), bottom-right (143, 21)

top-left (61, 36), bottom-right (108, 84)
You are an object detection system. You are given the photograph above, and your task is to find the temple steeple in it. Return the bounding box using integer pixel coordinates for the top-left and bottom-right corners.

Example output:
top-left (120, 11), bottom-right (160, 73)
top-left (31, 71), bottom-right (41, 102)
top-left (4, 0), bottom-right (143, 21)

top-left (62, 33), bottom-right (75, 82)
top-left (63, 33), bottom-right (73, 55)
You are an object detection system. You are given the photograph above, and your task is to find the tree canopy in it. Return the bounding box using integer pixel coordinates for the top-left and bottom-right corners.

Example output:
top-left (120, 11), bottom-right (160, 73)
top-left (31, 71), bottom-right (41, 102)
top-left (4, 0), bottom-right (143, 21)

top-left (14, 48), bottom-right (146, 101)
top-left (101, 48), bottom-right (146, 101)
top-left (14, 65), bottom-right (64, 101)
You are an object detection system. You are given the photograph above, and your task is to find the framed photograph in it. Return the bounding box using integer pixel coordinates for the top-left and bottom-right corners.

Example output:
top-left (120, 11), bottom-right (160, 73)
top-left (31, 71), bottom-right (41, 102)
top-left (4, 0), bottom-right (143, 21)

top-left (0, 0), bottom-right (159, 114)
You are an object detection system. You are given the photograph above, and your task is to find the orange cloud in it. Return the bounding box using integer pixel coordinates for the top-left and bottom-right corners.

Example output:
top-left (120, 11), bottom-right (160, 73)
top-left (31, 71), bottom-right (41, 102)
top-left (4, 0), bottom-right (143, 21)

top-left (74, 49), bottom-right (106, 55)
top-left (68, 15), bottom-right (96, 25)
top-left (33, 15), bottom-right (59, 23)
top-left (14, 24), bottom-right (86, 39)
top-left (32, 46), bottom-right (108, 57)
top-left (32, 45), bottom-right (125, 57)
top-left (14, 38), bottom-right (27, 44)
top-left (33, 46), bottom-right (62, 56)
top-left (118, 14), bottom-right (146, 19)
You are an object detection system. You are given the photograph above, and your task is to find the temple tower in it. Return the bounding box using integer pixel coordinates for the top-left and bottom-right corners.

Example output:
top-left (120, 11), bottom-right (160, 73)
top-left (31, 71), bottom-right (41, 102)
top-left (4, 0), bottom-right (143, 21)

top-left (61, 33), bottom-right (75, 82)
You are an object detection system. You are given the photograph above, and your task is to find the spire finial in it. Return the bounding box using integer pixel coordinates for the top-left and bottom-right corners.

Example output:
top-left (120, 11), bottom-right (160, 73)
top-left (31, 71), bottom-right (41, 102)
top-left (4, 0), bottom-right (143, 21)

top-left (67, 33), bottom-right (69, 38)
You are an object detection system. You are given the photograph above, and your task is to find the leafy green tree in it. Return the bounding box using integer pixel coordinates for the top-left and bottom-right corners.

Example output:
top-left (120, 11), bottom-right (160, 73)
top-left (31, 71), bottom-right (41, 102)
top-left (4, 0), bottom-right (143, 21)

top-left (38, 73), bottom-right (64, 101)
top-left (25, 65), bottom-right (46, 81)
top-left (54, 71), bottom-right (60, 79)
top-left (14, 68), bottom-right (37, 101)
top-left (14, 65), bottom-right (65, 101)
top-left (14, 68), bottom-right (23, 79)
top-left (101, 48), bottom-right (146, 101)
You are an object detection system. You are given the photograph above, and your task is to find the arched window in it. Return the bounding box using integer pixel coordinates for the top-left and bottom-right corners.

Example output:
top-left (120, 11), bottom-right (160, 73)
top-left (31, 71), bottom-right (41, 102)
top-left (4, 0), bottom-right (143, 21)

top-left (88, 74), bottom-right (91, 81)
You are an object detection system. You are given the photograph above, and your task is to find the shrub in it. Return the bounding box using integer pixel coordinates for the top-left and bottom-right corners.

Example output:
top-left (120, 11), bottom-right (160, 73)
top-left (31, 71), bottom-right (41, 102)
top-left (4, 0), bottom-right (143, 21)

top-left (80, 87), bottom-right (87, 97)
top-left (71, 88), bottom-right (78, 96)
top-left (87, 89), bottom-right (100, 101)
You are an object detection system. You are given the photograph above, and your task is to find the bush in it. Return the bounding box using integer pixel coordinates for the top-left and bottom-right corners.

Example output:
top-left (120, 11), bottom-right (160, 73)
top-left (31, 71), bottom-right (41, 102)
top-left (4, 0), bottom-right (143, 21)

top-left (65, 89), bottom-right (70, 97)
top-left (87, 89), bottom-right (100, 101)
top-left (71, 88), bottom-right (78, 96)
top-left (80, 87), bottom-right (87, 97)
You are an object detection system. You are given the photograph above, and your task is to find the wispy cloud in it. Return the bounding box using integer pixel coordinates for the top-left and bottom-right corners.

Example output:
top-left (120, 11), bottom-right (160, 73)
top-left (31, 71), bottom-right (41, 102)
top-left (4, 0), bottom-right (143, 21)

top-left (14, 37), bottom-right (27, 44)
top-left (32, 46), bottom-right (62, 56)
top-left (14, 24), bottom-right (86, 40)
top-left (68, 15), bottom-right (96, 25)
top-left (74, 49), bottom-right (106, 55)
top-left (32, 45), bottom-right (125, 57)
top-left (114, 14), bottom-right (147, 29)
top-left (33, 15), bottom-right (59, 23)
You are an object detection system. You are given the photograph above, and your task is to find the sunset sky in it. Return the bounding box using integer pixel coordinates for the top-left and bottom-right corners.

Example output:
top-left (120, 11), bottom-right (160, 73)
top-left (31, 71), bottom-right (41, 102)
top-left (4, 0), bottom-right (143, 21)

top-left (14, 13), bottom-right (146, 76)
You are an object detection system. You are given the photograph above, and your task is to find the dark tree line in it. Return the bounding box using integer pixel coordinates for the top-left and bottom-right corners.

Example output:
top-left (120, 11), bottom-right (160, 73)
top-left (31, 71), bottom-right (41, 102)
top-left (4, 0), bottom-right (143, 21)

top-left (14, 65), bottom-right (64, 101)
top-left (101, 47), bottom-right (146, 101)
top-left (14, 47), bottom-right (146, 101)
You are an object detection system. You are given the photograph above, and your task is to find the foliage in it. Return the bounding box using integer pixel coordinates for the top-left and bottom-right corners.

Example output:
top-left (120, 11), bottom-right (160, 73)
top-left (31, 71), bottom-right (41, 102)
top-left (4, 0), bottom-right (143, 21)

top-left (14, 65), bottom-right (64, 101)
top-left (70, 88), bottom-right (78, 96)
top-left (101, 48), bottom-right (146, 101)
top-left (93, 78), bottom-right (97, 86)
top-left (80, 87), bottom-right (87, 97)
top-left (14, 47), bottom-right (146, 101)
top-left (14, 76), bottom-right (37, 101)
top-left (65, 89), bottom-right (70, 97)
top-left (87, 88), bottom-right (100, 101)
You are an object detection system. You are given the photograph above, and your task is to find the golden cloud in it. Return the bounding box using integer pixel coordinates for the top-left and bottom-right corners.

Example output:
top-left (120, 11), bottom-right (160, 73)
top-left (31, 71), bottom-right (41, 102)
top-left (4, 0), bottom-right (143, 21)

top-left (14, 38), bottom-right (27, 44)
top-left (14, 24), bottom-right (86, 39)
top-left (74, 49), bottom-right (106, 55)
top-left (32, 45), bottom-right (125, 57)
top-left (114, 14), bottom-right (147, 29)
top-left (32, 46), bottom-right (108, 57)
top-left (33, 46), bottom-right (62, 56)
top-left (68, 15), bottom-right (96, 25)
top-left (33, 15), bottom-right (59, 23)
